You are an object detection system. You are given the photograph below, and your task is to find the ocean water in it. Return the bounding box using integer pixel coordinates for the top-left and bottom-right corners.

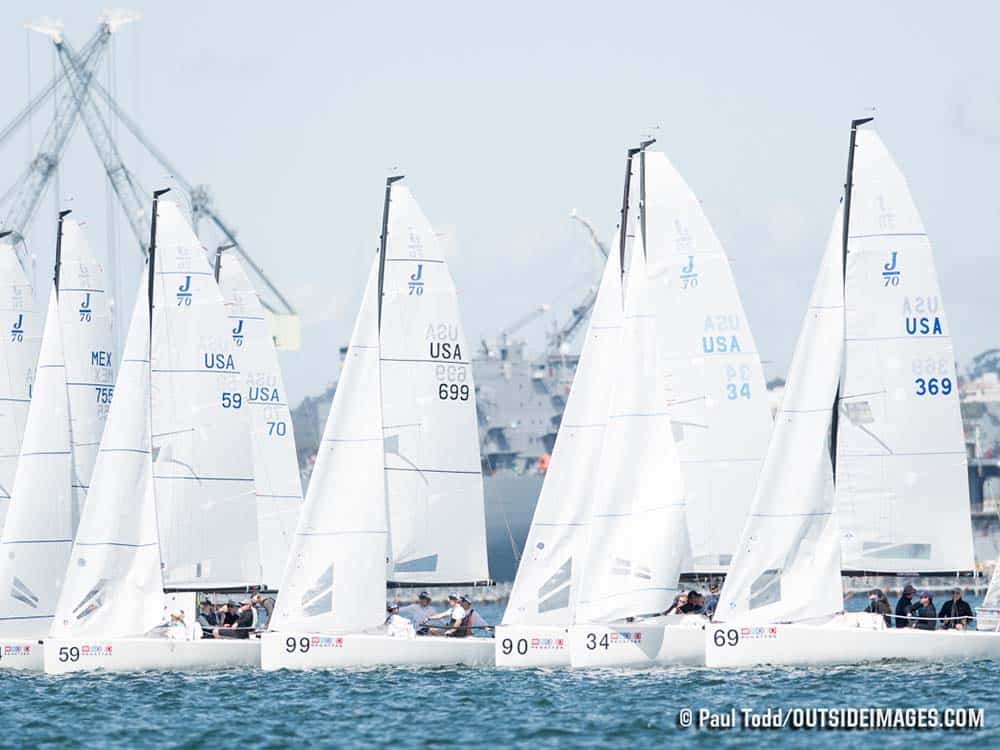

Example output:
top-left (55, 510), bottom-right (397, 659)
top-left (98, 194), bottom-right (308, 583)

top-left (1, 597), bottom-right (997, 749)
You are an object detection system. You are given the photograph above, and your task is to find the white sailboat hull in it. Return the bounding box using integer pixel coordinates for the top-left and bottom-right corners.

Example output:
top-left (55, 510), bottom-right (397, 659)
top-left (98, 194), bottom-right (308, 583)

top-left (568, 615), bottom-right (706, 668)
top-left (975, 608), bottom-right (1000, 632)
top-left (706, 613), bottom-right (1000, 668)
top-left (260, 632), bottom-right (494, 670)
top-left (494, 625), bottom-right (570, 667)
top-left (0, 638), bottom-right (44, 671)
top-left (43, 637), bottom-right (260, 674)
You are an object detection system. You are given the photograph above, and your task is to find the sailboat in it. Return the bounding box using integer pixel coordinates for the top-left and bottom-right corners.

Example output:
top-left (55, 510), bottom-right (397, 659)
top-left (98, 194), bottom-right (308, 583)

top-left (977, 564), bottom-right (1000, 632)
top-left (216, 250), bottom-right (303, 589)
top-left (707, 119), bottom-right (1000, 668)
top-left (45, 192), bottom-right (262, 673)
top-left (643, 150), bottom-right (772, 576)
top-left (0, 232), bottom-right (39, 534)
top-left (499, 145), bottom-right (702, 668)
top-left (0, 214), bottom-right (115, 671)
top-left (261, 177), bottom-right (493, 669)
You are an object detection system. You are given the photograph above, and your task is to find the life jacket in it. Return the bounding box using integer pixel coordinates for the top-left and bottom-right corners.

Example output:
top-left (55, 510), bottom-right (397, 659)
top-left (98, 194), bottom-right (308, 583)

top-left (450, 609), bottom-right (475, 638)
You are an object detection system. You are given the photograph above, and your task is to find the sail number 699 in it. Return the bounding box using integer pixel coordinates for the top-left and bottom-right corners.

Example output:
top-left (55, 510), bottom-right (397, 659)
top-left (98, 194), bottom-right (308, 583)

top-left (438, 383), bottom-right (470, 401)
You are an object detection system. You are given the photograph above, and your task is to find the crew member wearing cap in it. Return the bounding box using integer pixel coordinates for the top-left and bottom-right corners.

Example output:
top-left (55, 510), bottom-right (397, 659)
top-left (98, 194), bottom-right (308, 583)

top-left (910, 591), bottom-right (937, 631)
top-left (214, 599), bottom-right (255, 639)
top-left (938, 588), bottom-right (974, 630)
top-left (399, 592), bottom-right (436, 634)
top-left (385, 601), bottom-right (416, 638)
top-left (447, 595), bottom-right (490, 638)
top-left (895, 584), bottom-right (917, 628)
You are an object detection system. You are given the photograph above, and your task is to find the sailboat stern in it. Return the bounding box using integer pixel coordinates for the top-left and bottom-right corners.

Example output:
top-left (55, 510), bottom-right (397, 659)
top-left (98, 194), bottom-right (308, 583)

top-left (568, 616), bottom-right (705, 668)
top-left (494, 624), bottom-right (570, 667)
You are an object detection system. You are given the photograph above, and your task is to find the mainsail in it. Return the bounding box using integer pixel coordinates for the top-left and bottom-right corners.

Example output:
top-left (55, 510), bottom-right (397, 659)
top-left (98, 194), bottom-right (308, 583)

top-left (835, 129), bottom-right (974, 574)
top-left (643, 151), bottom-right (772, 574)
top-left (0, 243), bottom-right (38, 531)
top-left (715, 215), bottom-right (846, 624)
top-left (50, 280), bottom-right (164, 639)
top-left (379, 184), bottom-right (489, 585)
top-left (218, 252), bottom-right (303, 587)
top-left (502, 240), bottom-right (624, 626)
top-left (574, 237), bottom-right (688, 623)
top-left (150, 201), bottom-right (260, 589)
top-left (271, 260), bottom-right (386, 634)
top-left (0, 220), bottom-right (115, 636)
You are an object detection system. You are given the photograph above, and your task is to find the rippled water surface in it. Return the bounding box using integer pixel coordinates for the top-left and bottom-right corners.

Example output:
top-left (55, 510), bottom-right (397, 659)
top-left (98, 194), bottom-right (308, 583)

top-left (1, 598), bottom-right (997, 749)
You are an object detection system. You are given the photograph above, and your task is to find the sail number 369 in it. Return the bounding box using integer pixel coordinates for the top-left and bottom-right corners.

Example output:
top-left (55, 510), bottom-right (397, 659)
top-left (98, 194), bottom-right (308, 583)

top-left (712, 629), bottom-right (740, 647)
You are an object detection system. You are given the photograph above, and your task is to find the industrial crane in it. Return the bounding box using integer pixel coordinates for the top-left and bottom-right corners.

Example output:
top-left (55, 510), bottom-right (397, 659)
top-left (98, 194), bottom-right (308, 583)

top-left (0, 14), bottom-right (298, 346)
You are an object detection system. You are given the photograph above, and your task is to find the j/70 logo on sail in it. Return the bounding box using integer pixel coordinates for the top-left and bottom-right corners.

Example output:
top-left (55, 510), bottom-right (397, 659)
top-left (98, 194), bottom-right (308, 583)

top-left (882, 251), bottom-right (900, 287)
top-left (408, 264), bottom-right (425, 296)
top-left (9, 313), bottom-right (23, 342)
top-left (177, 276), bottom-right (193, 306)
top-left (79, 293), bottom-right (93, 322)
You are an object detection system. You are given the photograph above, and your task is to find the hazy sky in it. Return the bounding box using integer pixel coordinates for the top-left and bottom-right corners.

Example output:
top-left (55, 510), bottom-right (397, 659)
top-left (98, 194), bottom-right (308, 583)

top-left (1, 1), bottom-right (998, 404)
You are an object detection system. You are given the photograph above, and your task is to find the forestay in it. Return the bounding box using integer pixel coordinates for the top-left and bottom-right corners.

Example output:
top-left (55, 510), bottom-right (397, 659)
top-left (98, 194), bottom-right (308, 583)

top-left (643, 151), bottom-right (772, 574)
top-left (150, 201), bottom-right (260, 589)
top-left (716, 215), bottom-right (845, 624)
top-left (574, 238), bottom-right (688, 623)
top-left (218, 253), bottom-right (303, 587)
top-left (50, 281), bottom-right (164, 639)
top-left (502, 241), bottom-right (624, 626)
top-left (271, 259), bottom-right (386, 634)
top-left (379, 184), bottom-right (489, 585)
top-left (0, 244), bottom-right (38, 531)
top-left (0, 223), bottom-right (116, 637)
top-left (836, 129), bottom-right (974, 574)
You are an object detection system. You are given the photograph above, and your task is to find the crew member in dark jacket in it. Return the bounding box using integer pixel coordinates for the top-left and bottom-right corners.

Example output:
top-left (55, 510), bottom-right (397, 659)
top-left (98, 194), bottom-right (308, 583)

top-left (865, 588), bottom-right (893, 627)
top-left (895, 584), bottom-right (917, 627)
top-left (938, 587), bottom-right (974, 630)
top-left (911, 591), bottom-right (937, 631)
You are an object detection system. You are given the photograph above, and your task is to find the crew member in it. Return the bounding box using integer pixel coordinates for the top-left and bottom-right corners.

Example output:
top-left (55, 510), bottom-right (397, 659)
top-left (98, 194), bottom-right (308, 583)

top-left (938, 587), bottom-right (974, 630)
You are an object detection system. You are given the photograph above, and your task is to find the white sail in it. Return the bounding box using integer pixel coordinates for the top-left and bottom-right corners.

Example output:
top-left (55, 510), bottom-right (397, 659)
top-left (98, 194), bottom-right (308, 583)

top-left (502, 241), bottom-right (624, 626)
top-left (50, 280), bottom-right (164, 639)
top-left (379, 184), bottom-right (489, 585)
top-left (218, 252), bottom-right (303, 587)
top-left (643, 151), bottom-right (772, 573)
top-left (0, 291), bottom-right (72, 635)
top-left (0, 245), bottom-right (38, 531)
top-left (150, 201), bottom-right (260, 589)
top-left (983, 563), bottom-right (1000, 614)
top-left (835, 128), bottom-right (974, 574)
top-left (574, 239), bottom-right (688, 623)
top-left (271, 259), bottom-right (386, 634)
top-left (716, 215), bottom-right (845, 624)
top-left (58, 219), bottom-right (116, 528)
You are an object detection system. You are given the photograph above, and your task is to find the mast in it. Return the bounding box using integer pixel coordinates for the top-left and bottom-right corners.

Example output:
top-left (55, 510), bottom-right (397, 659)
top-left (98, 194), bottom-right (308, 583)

top-left (619, 147), bottom-right (641, 286)
top-left (54, 209), bottom-right (72, 295)
top-left (637, 139), bottom-right (655, 255)
top-left (377, 175), bottom-right (405, 329)
top-left (148, 189), bottom-right (171, 338)
top-left (829, 117), bottom-right (873, 475)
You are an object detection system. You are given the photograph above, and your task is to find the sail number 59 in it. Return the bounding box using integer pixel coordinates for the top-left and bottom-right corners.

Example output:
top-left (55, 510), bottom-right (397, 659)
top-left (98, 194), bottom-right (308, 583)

top-left (712, 629), bottom-right (740, 647)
